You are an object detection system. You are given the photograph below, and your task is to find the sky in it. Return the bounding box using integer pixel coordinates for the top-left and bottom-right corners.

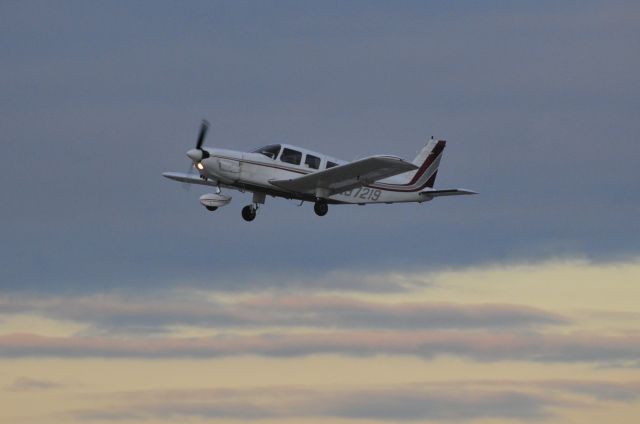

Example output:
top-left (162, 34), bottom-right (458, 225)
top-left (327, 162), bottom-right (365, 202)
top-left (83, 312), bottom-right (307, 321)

top-left (1, 1), bottom-right (639, 423)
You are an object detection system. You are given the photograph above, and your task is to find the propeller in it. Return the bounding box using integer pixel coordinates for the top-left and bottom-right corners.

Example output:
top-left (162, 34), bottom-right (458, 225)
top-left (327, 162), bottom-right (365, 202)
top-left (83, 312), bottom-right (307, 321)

top-left (182, 120), bottom-right (211, 190)
top-left (187, 120), bottom-right (210, 162)
top-left (195, 119), bottom-right (209, 152)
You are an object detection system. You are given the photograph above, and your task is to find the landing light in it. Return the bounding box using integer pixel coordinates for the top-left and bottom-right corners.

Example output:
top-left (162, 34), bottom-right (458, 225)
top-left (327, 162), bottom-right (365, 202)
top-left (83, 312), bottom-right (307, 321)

top-left (196, 162), bottom-right (204, 170)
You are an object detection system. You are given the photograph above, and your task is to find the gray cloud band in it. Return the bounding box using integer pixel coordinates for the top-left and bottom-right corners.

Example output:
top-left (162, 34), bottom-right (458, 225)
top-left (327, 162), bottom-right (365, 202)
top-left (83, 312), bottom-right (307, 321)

top-left (2, 331), bottom-right (639, 363)
top-left (0, 294), bottom-right (565, 333)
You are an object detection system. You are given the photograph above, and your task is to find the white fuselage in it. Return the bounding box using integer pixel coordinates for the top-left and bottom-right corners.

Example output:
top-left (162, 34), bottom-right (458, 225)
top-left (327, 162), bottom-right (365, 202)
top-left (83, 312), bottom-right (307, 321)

top-left (199, 145), bottom-right (432, 205)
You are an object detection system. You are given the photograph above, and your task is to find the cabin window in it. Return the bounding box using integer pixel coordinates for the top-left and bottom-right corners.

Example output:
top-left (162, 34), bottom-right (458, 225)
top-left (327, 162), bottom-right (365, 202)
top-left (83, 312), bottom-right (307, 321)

top-left (253, 144), bottom-right (281, 159)
top-left (280, 148), bottom-right (302, 165)
top-left (326, 161), bottom-right (338, 169)
top-left (305, 154), bottom-right (321, 169)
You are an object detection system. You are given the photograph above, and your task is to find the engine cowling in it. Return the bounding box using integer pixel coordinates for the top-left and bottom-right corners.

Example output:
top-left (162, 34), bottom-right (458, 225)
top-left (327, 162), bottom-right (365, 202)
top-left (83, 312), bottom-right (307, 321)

top-left (199, 193), bottom-right (231, 211)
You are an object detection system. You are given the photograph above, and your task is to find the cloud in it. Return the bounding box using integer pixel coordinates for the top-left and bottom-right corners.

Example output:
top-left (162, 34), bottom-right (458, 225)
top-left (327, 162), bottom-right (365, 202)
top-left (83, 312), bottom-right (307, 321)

top-left (541, 380), bottom-right (640, 402)
top-left (6, 377), bottom-right (60, 391)
top-left (72, 385), bottom-right (555, 422)
top-left (71, 379), bottom-right (640, 422)
top-left (434, 379), bottom-right (640, 403)
top-left (0, 292), bottom-right (566, 334)
top-left (2, 330), bottom-right (639, 363)
top-left (234, 294), bottom-right (566, 329)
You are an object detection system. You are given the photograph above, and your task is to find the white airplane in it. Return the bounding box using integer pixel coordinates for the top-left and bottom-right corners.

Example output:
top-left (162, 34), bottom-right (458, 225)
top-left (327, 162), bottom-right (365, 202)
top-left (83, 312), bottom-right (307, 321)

top-left (163, 121), bottom-right (476, 221)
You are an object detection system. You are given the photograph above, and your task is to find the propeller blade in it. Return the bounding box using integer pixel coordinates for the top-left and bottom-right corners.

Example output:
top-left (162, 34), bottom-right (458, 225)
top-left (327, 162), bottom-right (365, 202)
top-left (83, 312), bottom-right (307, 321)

top-left (195, 120), bottom-right (210, 150)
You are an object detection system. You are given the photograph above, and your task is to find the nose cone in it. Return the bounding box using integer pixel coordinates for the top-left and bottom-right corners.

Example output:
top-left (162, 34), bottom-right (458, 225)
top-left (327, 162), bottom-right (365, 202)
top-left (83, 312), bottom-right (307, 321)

top-left (186, 149), bottom-right (202, 162)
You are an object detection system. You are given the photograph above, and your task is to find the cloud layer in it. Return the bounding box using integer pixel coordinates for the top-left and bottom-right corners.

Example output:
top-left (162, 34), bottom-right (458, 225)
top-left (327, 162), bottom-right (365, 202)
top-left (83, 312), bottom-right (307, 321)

top-left (5, 377), bottom-right (60, 392)
top-left (2, 330), bottom-right (639, 363)
top-left (71, 380), bottom-right (640, 422)
top-left (0, 292), bottom-right (565, 333)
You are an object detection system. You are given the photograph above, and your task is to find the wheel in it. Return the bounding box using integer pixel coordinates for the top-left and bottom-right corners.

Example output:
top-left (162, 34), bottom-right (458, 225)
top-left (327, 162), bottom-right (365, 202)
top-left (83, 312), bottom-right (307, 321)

top-left (205, 206), bottom-right (218, 212)
top-left (241, 205), bottom-right (256, 222)
top-left (314, 200), bottom-right (328, 217)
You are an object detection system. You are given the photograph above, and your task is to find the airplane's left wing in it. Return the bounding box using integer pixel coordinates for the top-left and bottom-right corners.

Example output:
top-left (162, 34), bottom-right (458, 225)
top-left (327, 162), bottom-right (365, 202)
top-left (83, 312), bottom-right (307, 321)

top-left (419, 188), bottom-right (478, 198)
top-left (162, 172), bottom-right (218, 187)
top-left (270, 155), bottom-right (417, 197)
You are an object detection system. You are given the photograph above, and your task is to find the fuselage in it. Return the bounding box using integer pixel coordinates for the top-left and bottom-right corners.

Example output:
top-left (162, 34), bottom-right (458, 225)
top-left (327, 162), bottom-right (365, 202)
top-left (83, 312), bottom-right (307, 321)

top-left (198, 143), bottom-right (434, 204)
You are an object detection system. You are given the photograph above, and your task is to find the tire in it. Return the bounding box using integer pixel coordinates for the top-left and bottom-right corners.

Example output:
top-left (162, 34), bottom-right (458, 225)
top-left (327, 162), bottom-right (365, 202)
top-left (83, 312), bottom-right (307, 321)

top-left (205, 206), bottom-right (218, 212)
top-left (314, 201), bottom-right (328, 217)
top-left (241, 205), bottom-right (256, 221)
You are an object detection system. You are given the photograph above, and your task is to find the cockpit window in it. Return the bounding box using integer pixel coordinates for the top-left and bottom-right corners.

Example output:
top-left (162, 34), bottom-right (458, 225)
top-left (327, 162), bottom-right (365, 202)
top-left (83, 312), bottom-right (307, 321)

top-left (305, 154), bottom-right (321, 169)
top-left (326, 161), bottom-right (338, 169)
top-left (253, 144), bottom-right (281, 159)
top-left (280, 148), bottom-right (302, 165)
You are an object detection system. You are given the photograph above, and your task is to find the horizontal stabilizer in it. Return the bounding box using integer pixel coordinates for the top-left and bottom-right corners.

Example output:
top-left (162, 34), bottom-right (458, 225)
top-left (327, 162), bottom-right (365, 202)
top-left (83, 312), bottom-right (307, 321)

top-left (162, 172), bottom-right (217, 187)
top-left (419, 188), bottom-right (478, 198)
top-left (270, 155), bottom-right (417, 197)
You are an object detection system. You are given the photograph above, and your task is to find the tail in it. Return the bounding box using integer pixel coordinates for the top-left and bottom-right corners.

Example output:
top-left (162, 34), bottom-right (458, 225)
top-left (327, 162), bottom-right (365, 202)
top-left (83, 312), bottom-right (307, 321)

top-left (395, 137), bottom-right (446, 189)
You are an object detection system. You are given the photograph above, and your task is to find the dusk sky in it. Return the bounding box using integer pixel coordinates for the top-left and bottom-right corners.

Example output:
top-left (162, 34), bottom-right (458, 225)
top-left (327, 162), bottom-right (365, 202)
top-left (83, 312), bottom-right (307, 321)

top-left (1, 1), bottom-right (640, 423)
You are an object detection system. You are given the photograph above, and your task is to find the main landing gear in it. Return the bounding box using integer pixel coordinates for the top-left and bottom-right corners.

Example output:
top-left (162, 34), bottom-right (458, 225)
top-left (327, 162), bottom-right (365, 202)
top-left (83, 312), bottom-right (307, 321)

top-left (241, 205), bottom-right (257, 222)
top-left (241, 192), bottom-right (265, 222)
top-left (314, 200), bottom-right (328, 217)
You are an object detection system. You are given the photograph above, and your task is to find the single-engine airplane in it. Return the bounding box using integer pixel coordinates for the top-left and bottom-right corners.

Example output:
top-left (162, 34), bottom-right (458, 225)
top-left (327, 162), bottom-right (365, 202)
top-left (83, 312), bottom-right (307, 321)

top-left (163, 121), bottom-right (476, 221)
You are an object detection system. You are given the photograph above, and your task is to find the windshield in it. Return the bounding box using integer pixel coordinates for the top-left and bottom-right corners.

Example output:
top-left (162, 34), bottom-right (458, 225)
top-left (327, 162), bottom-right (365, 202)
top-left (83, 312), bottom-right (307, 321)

top-left (253, 144), bottom-right (281, 159)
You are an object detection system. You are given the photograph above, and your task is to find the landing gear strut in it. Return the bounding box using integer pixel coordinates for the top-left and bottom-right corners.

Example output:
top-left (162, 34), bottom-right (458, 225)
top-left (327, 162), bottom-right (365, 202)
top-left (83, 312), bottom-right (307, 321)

top-left (241, 205), bottom-right (257, 222)
top-left (314, 200), bottom-right (328, 217)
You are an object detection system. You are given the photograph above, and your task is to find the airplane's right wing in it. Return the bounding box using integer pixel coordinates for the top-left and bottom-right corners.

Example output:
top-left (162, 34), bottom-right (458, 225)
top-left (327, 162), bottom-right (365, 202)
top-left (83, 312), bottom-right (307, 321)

top-left (270, 155), bottom-right (417, 197)
top-left (162, 172), bottom-right (218, 187)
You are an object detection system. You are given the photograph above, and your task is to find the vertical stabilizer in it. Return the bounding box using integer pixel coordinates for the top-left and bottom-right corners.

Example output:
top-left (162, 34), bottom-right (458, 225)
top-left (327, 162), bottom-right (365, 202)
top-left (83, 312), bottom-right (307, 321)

top-left (393, 138), bottom-right (446, 188)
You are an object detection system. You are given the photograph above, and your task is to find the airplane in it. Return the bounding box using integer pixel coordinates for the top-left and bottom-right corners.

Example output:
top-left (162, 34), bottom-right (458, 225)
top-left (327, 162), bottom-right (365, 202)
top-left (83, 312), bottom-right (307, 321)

top-left (163, 121), bottom-right (476, 221)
